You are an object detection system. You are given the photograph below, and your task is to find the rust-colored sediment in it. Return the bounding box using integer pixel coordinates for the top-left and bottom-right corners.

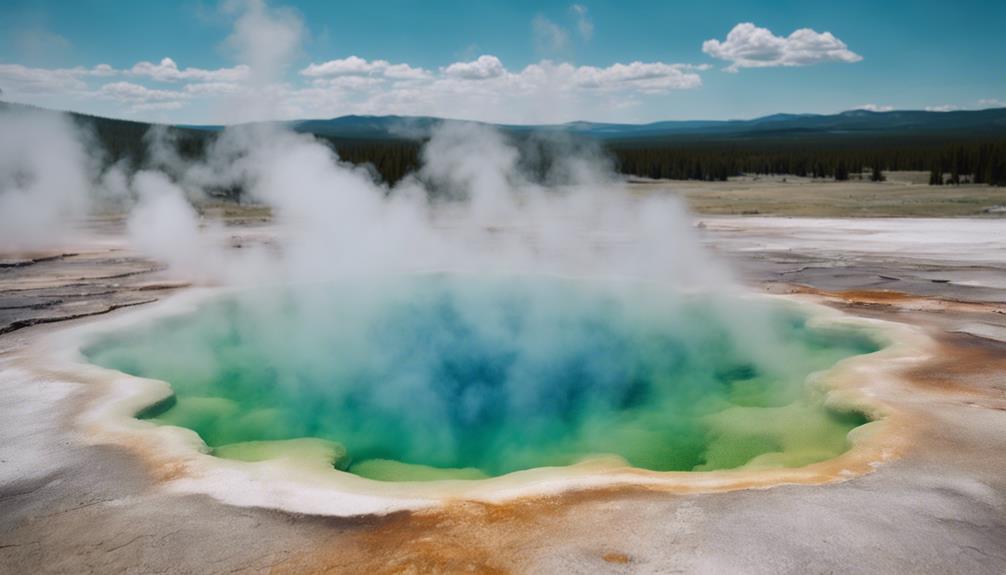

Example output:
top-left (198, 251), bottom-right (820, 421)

top-left (790, 284), bottom-right (1005, 315)
top-left (275, 489), bottom-right (653, 574)
top-left (790, 286), bottom-right (1006, 403)
top-left (906, 333), bottom-right (1006, 403)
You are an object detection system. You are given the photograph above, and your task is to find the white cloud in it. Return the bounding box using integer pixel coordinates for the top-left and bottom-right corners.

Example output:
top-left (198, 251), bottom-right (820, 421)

top-left (0, 58), bottom-right (245, 100)
top-left (0, 63), bottom-right (116, 94)
top-left (312, 75), bottom-right (385, 90)
top-left (301, 56), bottom-right (430, 80)
top-left (925, 104), bottom-right (960, 112)
top-left (570, 61), bottom-right (702, 92)
top-left (100, 81), bottom-right (188, 102)
top-left (302, 55), bottom-right (383, 76)
top-left (183, 81), bottom-right (244, 96)
top-left (532, 16), bottom-right (570, 52)
top-left (443, 55), bottom-right (506, 80)
top-left (91, 64), bottom-right (117, 77)
top-left (384, 63), bottom-right (431, 81)
top-left (97, 81), bottom-right (191, 115)
top-left (282, 56), bottom-right (704, 124)
top-left (129, 57), bottom-right (250, 83)
top-left (978, 98), bottom-right (1005, 108)
top-left (703, 22), bottom-right (862, 72)
top-left (2, 48), bottom-right (705, 124)
top-left (570, 4), bottom-right (593, 40)
top-left (0, 64), bottom-right (86, 93)
top-left (856, 103), bottom-right (893, 112)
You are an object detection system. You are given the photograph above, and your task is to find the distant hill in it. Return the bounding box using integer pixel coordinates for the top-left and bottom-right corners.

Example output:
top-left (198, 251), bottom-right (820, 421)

top-left (10, 98), bottom-right (1003, 142)
top-left (3, 100), bottom-right (1004, 186)
top-left (281, 108), bottom-right (1006, 142)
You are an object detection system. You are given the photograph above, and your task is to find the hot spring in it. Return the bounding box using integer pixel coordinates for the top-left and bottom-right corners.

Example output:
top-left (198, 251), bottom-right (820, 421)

top-left (83, 275), bottom-right (880, 482)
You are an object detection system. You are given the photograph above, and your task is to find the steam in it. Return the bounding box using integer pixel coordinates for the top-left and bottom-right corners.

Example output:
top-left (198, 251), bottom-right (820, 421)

top-left (0, 108), bottom-right (94, 250)
top-left (221, 0), bottom-right (304, 122)
top-left (0, 99), bottom-right (730, 291)
top-left (126, 171), bottom-right (207, 272)
top-left (116, 117), bottom-right (728, 292)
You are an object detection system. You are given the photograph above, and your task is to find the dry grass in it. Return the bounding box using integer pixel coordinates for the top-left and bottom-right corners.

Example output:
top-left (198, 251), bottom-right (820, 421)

top-left (632, 172), bottom-right (1006, 218)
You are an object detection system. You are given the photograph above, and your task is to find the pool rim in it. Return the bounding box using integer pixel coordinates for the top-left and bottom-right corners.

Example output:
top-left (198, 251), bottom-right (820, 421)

top-left (22, 278), bottom-right (931, 517)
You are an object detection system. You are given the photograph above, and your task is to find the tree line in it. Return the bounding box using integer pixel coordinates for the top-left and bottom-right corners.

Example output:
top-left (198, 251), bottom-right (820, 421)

top-left (66, 107), bottom-right (1006, 189)
top-left (607, 137), bottom-right (1006, 186)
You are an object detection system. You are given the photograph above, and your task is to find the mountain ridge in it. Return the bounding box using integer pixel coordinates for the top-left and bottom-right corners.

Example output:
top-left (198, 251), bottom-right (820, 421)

top-left (5, 100), bottom-right (1005, 141)
top-left (287, 107), bottom-right (1006, 141)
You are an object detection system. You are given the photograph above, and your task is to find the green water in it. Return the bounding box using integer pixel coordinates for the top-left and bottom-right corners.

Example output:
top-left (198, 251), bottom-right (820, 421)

top-left (84, 275), bottom-right (879, 481)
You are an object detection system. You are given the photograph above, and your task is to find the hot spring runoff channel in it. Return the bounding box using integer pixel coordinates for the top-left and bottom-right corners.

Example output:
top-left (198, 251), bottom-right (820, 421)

top-left (85, 275), bottom-right (880, 482)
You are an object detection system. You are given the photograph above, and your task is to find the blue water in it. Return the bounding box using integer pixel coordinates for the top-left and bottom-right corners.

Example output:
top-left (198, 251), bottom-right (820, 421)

top-left (84, 275), bottom-right (878, 481)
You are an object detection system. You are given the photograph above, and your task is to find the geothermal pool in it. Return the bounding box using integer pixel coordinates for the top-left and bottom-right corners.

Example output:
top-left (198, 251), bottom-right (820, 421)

top-left (84, 276), bottom-right (879, 482)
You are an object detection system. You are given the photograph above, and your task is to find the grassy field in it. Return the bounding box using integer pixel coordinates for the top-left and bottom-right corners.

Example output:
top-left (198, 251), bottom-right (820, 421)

top-left (187, 172), bottom-right (1006, 221)
top-left (633, 172), bottom-right (1006, 218)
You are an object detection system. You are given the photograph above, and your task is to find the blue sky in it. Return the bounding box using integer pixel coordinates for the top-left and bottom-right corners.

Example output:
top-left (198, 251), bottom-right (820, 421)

top-left (1, 0), bottom-right (1003, 124)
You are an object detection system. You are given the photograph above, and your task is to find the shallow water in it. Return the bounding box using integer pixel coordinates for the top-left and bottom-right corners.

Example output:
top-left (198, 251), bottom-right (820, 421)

top-left (84, 276), bottom-right (879, 481)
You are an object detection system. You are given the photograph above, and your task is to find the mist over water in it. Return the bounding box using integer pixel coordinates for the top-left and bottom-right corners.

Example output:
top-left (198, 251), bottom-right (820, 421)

top-left (85, 276), bottom-right (878, 481)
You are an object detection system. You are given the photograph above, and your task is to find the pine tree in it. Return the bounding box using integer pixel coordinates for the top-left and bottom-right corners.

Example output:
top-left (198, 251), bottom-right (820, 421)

top-left (871, 161), bottom-right (885, 182)
top-left (834, 160), bottom-right (849, 181)
top-left (929, 165), bottom-right (943, 185)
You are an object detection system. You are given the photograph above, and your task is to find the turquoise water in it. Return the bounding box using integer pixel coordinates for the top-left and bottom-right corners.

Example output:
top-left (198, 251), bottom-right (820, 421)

top-left (84, 276), bottom-right (879, 481)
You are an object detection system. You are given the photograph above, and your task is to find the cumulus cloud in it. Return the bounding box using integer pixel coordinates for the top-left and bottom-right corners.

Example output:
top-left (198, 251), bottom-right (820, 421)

top-left (0, 0), bottom-right (705, 124)
top-left (383, 63), bottom-right (432, 81)
top-left (570, 4), bottom-right (593, 40)
top-left (1, 50), bottom-right (705, 123)
top-left (313, 75), bottom-right (384, 91)
top-left (301, 56), bottom-right (430, 80)
top-left (129, 57), bottom-right (250, 83)
top-left (442, 55), bottom-right (507, 80)
top-left (91, 64), bottom-right (117, 76)
top-left (286, 56), bottom-right (704, 123)
top-left (302, 55), bottom-right (384, 76)
top-left (703, 22), bottom-right (862, 72)
top-left (98, 81), bottom-right (190, 114)
top-left (571, 61), bottom-right (703, 92)
top-left (977, 98), bottom-right (1004, 108)
top-left (925, 104), bottom-right (960, 112)
top-left (183, 81), bottom-right (244, 96)
top-left (100, 81), bottom-right (187, 102)
top-left (441, 57), bottom-right (700, 94)
top-left (856, 103), bottom-right (893, 112)
top-left (0, 58), bottom-right (242, 99)
top-left (0, 63), bottom-right (114, 94)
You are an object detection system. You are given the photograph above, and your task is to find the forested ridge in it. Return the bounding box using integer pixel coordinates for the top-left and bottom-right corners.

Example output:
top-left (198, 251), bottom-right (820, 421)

top-left (609, 136), bottom-right (1006, 185)
top-left (5, 101), bottom-right (1005, 188)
